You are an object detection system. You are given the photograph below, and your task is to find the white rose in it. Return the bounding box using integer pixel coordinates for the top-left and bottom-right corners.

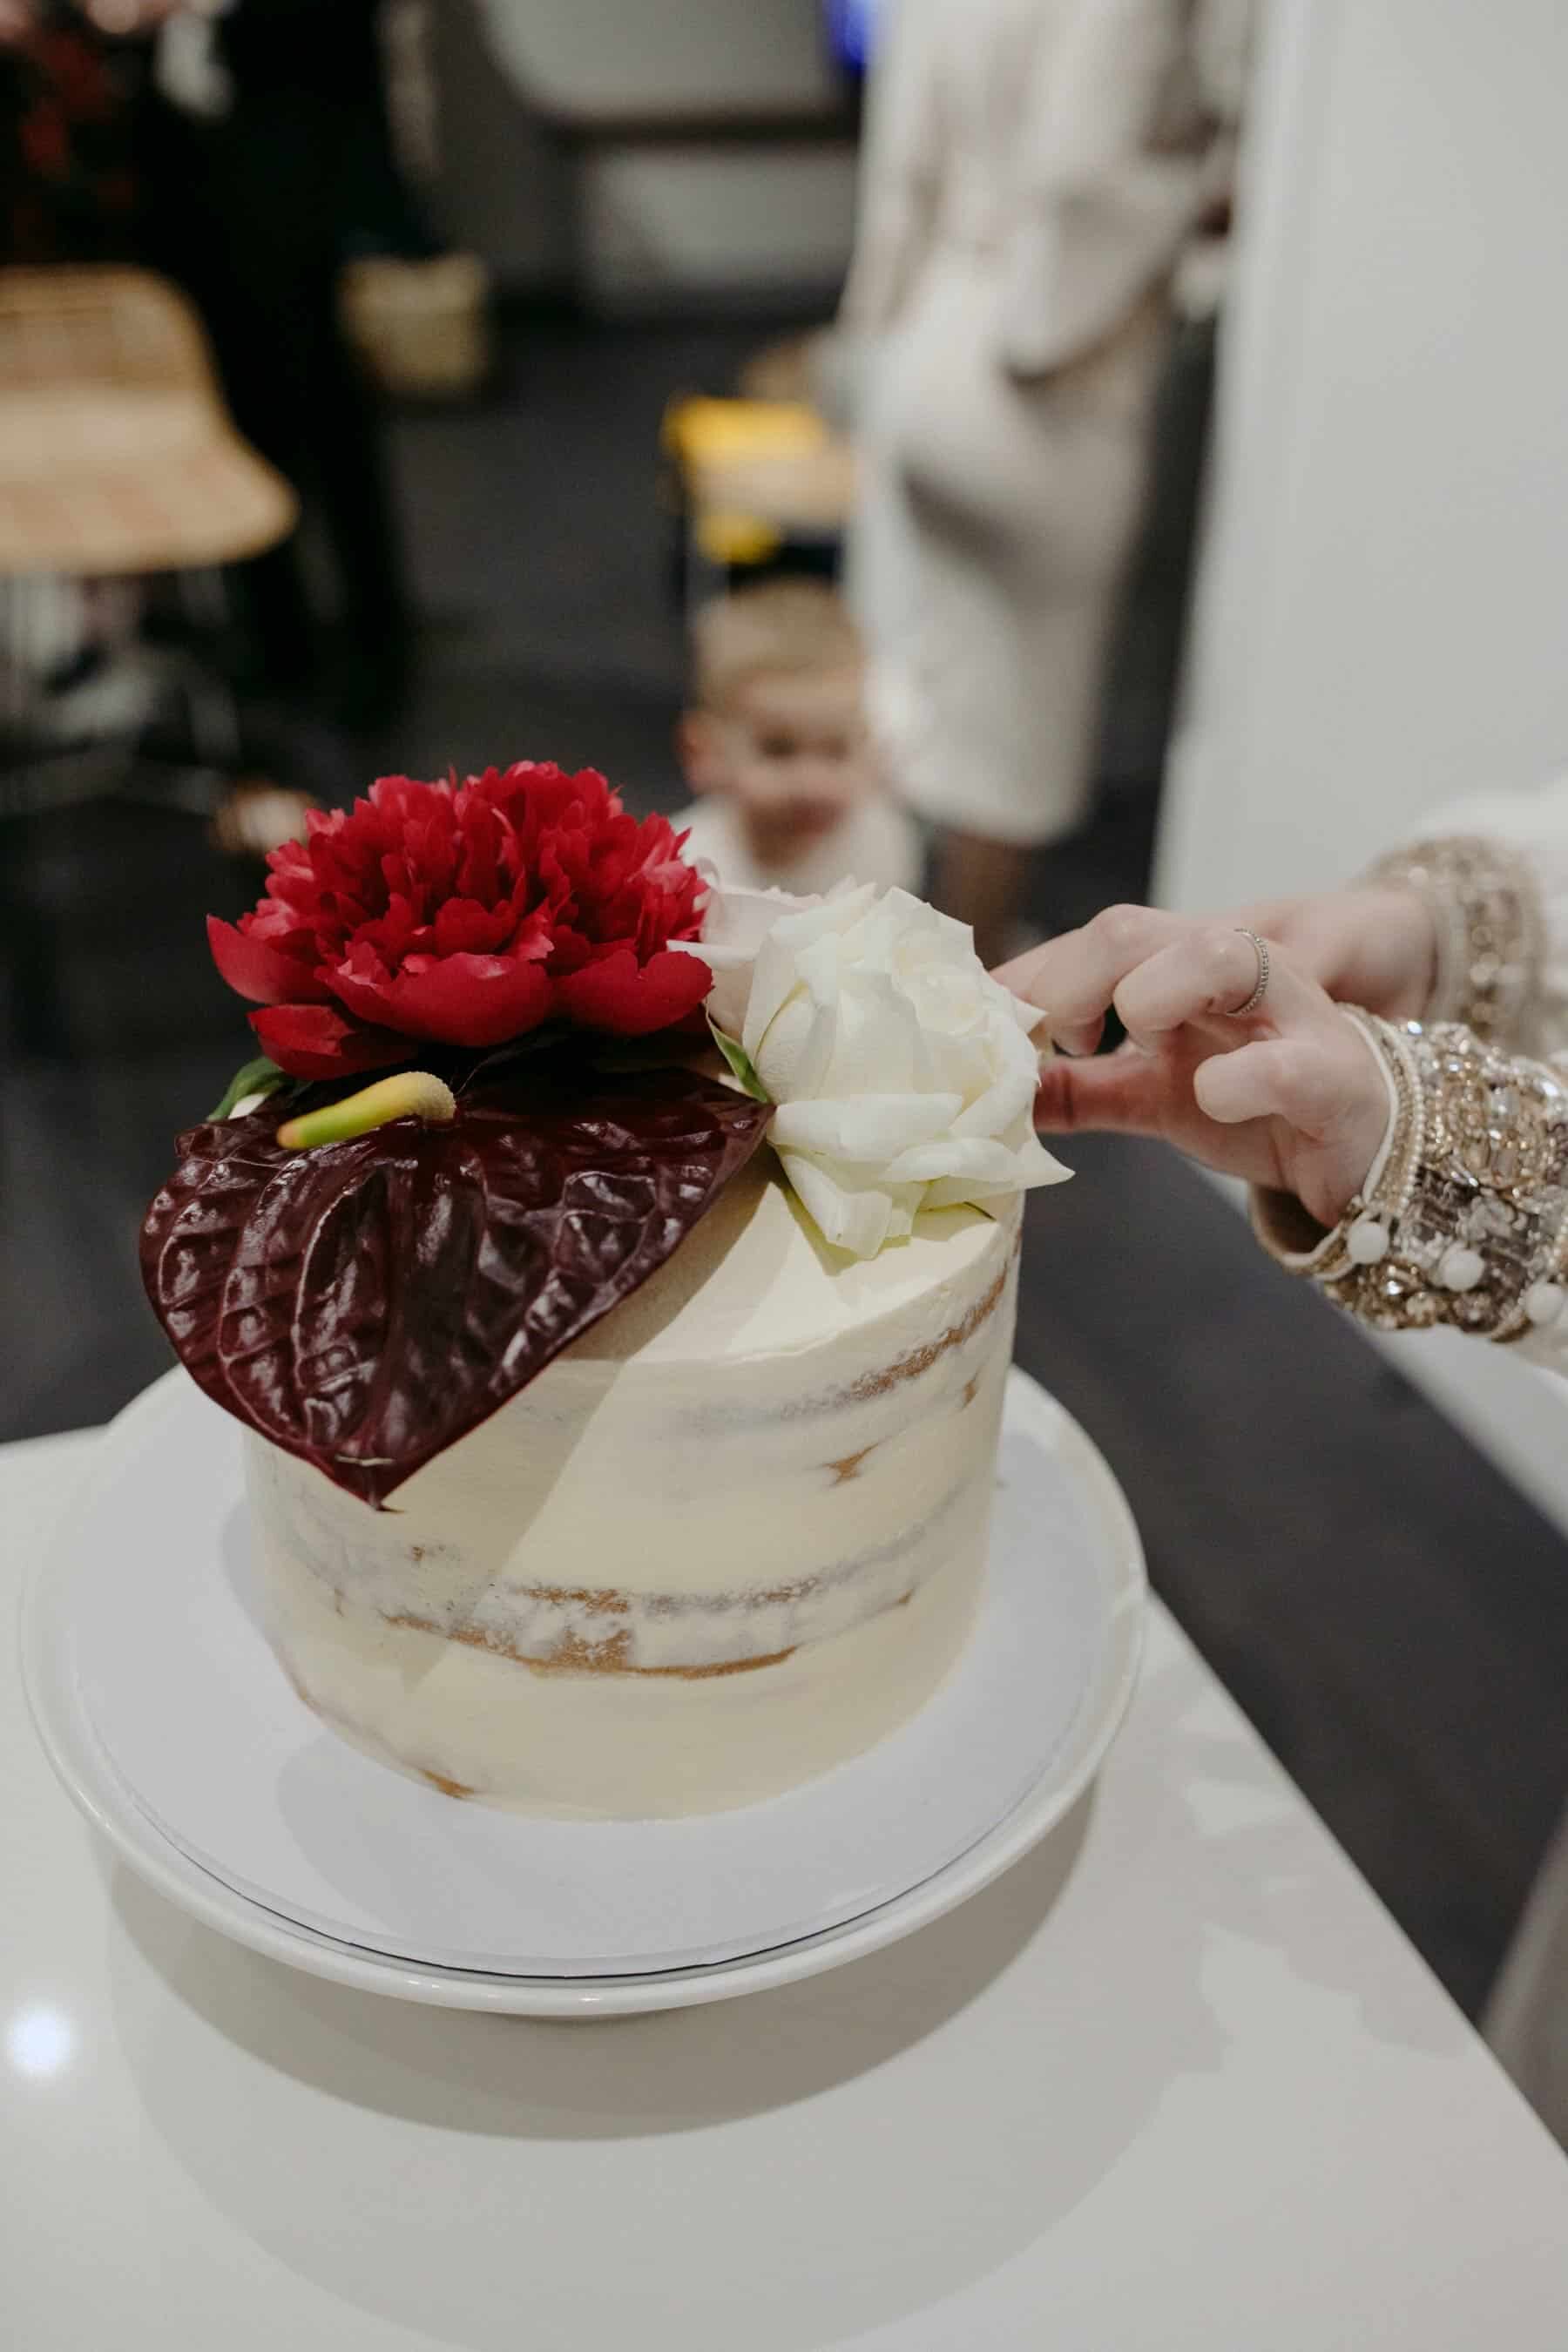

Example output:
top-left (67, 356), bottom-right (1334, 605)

top-left (679, 881), bottom-right (814, 1038)
top-left (691, 881), bottom-right (1071, 1258)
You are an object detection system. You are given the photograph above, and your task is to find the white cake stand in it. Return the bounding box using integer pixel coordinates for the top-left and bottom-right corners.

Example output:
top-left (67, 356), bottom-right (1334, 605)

top-left (24, 1368), bottom-right (1145, 2016)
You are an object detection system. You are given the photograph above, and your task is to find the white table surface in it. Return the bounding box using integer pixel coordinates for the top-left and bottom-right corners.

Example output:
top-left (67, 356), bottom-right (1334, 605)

top-left (4, 1425), bottom-right (1566, 2351)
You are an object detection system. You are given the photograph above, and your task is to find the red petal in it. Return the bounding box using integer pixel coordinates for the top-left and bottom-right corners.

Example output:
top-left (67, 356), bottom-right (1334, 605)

top-left (432, 896), bottom-right (523, 957)
top-left (329, 950), bottom-right (556, 1047)
top-left (555, 947), bottom-right (713, 1036)
top-left (250, 1004), bottom-right (409, 1080)
top-left (207, 915), bottom-right (329, 1007)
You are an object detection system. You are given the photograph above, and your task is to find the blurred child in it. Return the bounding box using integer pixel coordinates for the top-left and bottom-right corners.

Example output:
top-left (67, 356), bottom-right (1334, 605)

top-left (675, 578), bottom-right (921, 896)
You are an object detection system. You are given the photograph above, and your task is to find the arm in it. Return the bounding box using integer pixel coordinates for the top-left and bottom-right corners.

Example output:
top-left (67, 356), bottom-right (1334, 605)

top-left (1236, 779), bottom-right (1568, 1064)
top-left (1003, 907), bottom-right (1568, 1379)
top-left (837, 0), bottom-right (944, 337)
top-left (999, 0), bottom-right (1228, 378)
top-left (1360, 780), bottom-right (1568, 1060)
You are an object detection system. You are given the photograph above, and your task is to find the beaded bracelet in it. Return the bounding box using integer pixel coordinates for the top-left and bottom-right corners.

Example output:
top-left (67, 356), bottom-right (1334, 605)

top-left (1253, 1014), bottom-right (1568, 1342)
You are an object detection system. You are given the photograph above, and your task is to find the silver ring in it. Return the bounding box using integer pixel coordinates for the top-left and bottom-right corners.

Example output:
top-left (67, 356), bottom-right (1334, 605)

top-left (1229, 929), bottom-right (1270, 1017)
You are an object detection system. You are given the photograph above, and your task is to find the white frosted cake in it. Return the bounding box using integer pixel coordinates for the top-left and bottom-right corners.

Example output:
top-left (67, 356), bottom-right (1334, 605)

top-left (145, 768), bottom-right (1065, 1826)
top-left (248, 1164), bottom-right (1021, 1818)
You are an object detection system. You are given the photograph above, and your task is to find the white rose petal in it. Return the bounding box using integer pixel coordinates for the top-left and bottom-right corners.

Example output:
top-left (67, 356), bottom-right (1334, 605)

top-left (780, 1152), bottom-right (925, 1259)
top-left (743, 990), bottom-right (833, 1103)
top-left (693, 878), bottom-right (1072, 1258)
top-left (672, 881), bottom-right (820, 1036)
top-left (882, 1135), bottom-right (1043, 1187)
top-left (741, 886), bottom-right (875, 1056)
top-left (694, 880), bottom-right (820, 959)
top-left (949, 1057), bottom-right (1040, 1139)
top-left (770, 1091), bottom-right (965, 1163)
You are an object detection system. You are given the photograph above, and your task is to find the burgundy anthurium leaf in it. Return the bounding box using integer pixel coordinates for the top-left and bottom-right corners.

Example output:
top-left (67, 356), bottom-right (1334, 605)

top-left (140, 1064), bottom-right (771, 1508)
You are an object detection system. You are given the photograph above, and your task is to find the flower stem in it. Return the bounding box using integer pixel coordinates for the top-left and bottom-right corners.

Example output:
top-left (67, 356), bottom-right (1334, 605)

top-left (277, 1072), bottom-right (458, 1151)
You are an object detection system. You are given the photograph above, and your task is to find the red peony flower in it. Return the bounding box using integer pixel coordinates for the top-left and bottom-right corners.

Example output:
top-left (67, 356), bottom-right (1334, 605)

top-left (207, 764), bottom-right (712, 1079)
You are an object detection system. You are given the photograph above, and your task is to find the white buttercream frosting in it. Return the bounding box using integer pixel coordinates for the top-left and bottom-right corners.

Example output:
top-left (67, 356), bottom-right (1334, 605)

top-left (249, 1164), bottom-right (1020, 1816)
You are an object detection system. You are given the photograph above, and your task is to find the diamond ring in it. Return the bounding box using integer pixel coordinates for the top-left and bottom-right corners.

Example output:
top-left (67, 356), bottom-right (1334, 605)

top-left (1229, 929), bottom-right (1271, 1017)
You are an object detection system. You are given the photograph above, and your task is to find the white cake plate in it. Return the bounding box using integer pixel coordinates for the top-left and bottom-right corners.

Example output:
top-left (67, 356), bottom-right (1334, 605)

top-left (24, 1368), bottom-right (1145, 2010)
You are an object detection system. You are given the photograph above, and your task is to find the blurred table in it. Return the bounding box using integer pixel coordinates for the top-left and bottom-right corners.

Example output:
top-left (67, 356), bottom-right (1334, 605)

top-left (5, 1424), bottom-right (1566, 2351)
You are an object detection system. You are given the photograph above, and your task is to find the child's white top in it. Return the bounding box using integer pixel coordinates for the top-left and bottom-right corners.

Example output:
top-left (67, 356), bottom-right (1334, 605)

top-left (674, 794), bottom-right (922, 898)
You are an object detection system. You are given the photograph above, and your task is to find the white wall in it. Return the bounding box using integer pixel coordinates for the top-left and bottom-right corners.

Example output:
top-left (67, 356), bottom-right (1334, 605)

top-left (1164, 0), bottom-right (1568, 1531)
top-left (582, 145), bottom-right (858, 305)
top-left (474, 0), bottom-right (841, 121)
top-left (1161, 0), bottom-right (1568, 915)
top-left (436, 0), bottom-right (855, 302)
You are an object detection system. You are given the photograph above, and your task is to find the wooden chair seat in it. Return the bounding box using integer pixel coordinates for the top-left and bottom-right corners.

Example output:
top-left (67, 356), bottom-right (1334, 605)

top-left (0, 267), bottom-right (296, 577)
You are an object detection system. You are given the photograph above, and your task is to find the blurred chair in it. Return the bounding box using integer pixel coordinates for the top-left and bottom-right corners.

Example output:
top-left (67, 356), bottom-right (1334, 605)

top-left (340, 251), bottom-right (490, 402)
top-left (0, 265), bottom-right (297, 820)
top-left (661, 395), bottom-right (855, 606)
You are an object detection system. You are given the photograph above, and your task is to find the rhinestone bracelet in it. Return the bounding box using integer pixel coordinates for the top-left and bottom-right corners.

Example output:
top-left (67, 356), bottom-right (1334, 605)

top-left (1254, 1015), bottom-right (1568, 1342)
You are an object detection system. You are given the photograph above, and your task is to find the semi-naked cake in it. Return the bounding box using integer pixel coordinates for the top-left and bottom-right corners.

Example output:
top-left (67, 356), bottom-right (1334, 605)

top-left (143, 761), bottom-right (1065, 1824)
top-left (248, 1166), bottom-right (1020, 1817)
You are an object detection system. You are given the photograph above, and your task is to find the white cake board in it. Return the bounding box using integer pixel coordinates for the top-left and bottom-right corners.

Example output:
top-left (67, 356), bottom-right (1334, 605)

top-left (26, 1369), bottom-right (1145, 1978)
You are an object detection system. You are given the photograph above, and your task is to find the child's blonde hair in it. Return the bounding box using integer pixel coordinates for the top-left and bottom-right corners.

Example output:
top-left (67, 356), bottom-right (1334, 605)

top-left (690, 579), bottom-right (862, 713)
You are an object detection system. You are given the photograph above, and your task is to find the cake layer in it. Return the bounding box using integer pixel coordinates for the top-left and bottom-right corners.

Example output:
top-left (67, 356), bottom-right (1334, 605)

top-left (258, 1457), bottom-right (995, 1818)
top-left (250, 1168), bottom-right (1017, 1652)
top-left (249, 1166), bottom-right (1020, 1815)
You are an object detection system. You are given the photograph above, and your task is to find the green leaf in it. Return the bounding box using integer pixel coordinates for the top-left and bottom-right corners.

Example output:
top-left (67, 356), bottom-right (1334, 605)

top-left (707, 1017), bottom-right (770, 1104)
top-left (208, 1055), bottom-right (289, 1122)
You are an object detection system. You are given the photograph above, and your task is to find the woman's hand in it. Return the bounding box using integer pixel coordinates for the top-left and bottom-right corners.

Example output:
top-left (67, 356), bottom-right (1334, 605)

top-left (1229, 885), bottom-right (1436, 1025)
top-left (998, 908), bottom-right (1392, 1228)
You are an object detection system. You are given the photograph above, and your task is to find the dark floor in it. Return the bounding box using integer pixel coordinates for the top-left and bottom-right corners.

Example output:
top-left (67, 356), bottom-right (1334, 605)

top-left (3, 313), bottom-right (1565, 2021)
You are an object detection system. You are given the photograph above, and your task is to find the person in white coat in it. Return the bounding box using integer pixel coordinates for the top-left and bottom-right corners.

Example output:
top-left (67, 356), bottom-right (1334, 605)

top-left (1001, 782), bottom-right (1568, 2146)
top-left (843, 0), bottom-right (1248, 967)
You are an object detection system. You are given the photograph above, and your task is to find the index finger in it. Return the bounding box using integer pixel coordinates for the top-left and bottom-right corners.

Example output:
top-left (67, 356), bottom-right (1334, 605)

top-left (996, 905), bottom-right (1190, 1049)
